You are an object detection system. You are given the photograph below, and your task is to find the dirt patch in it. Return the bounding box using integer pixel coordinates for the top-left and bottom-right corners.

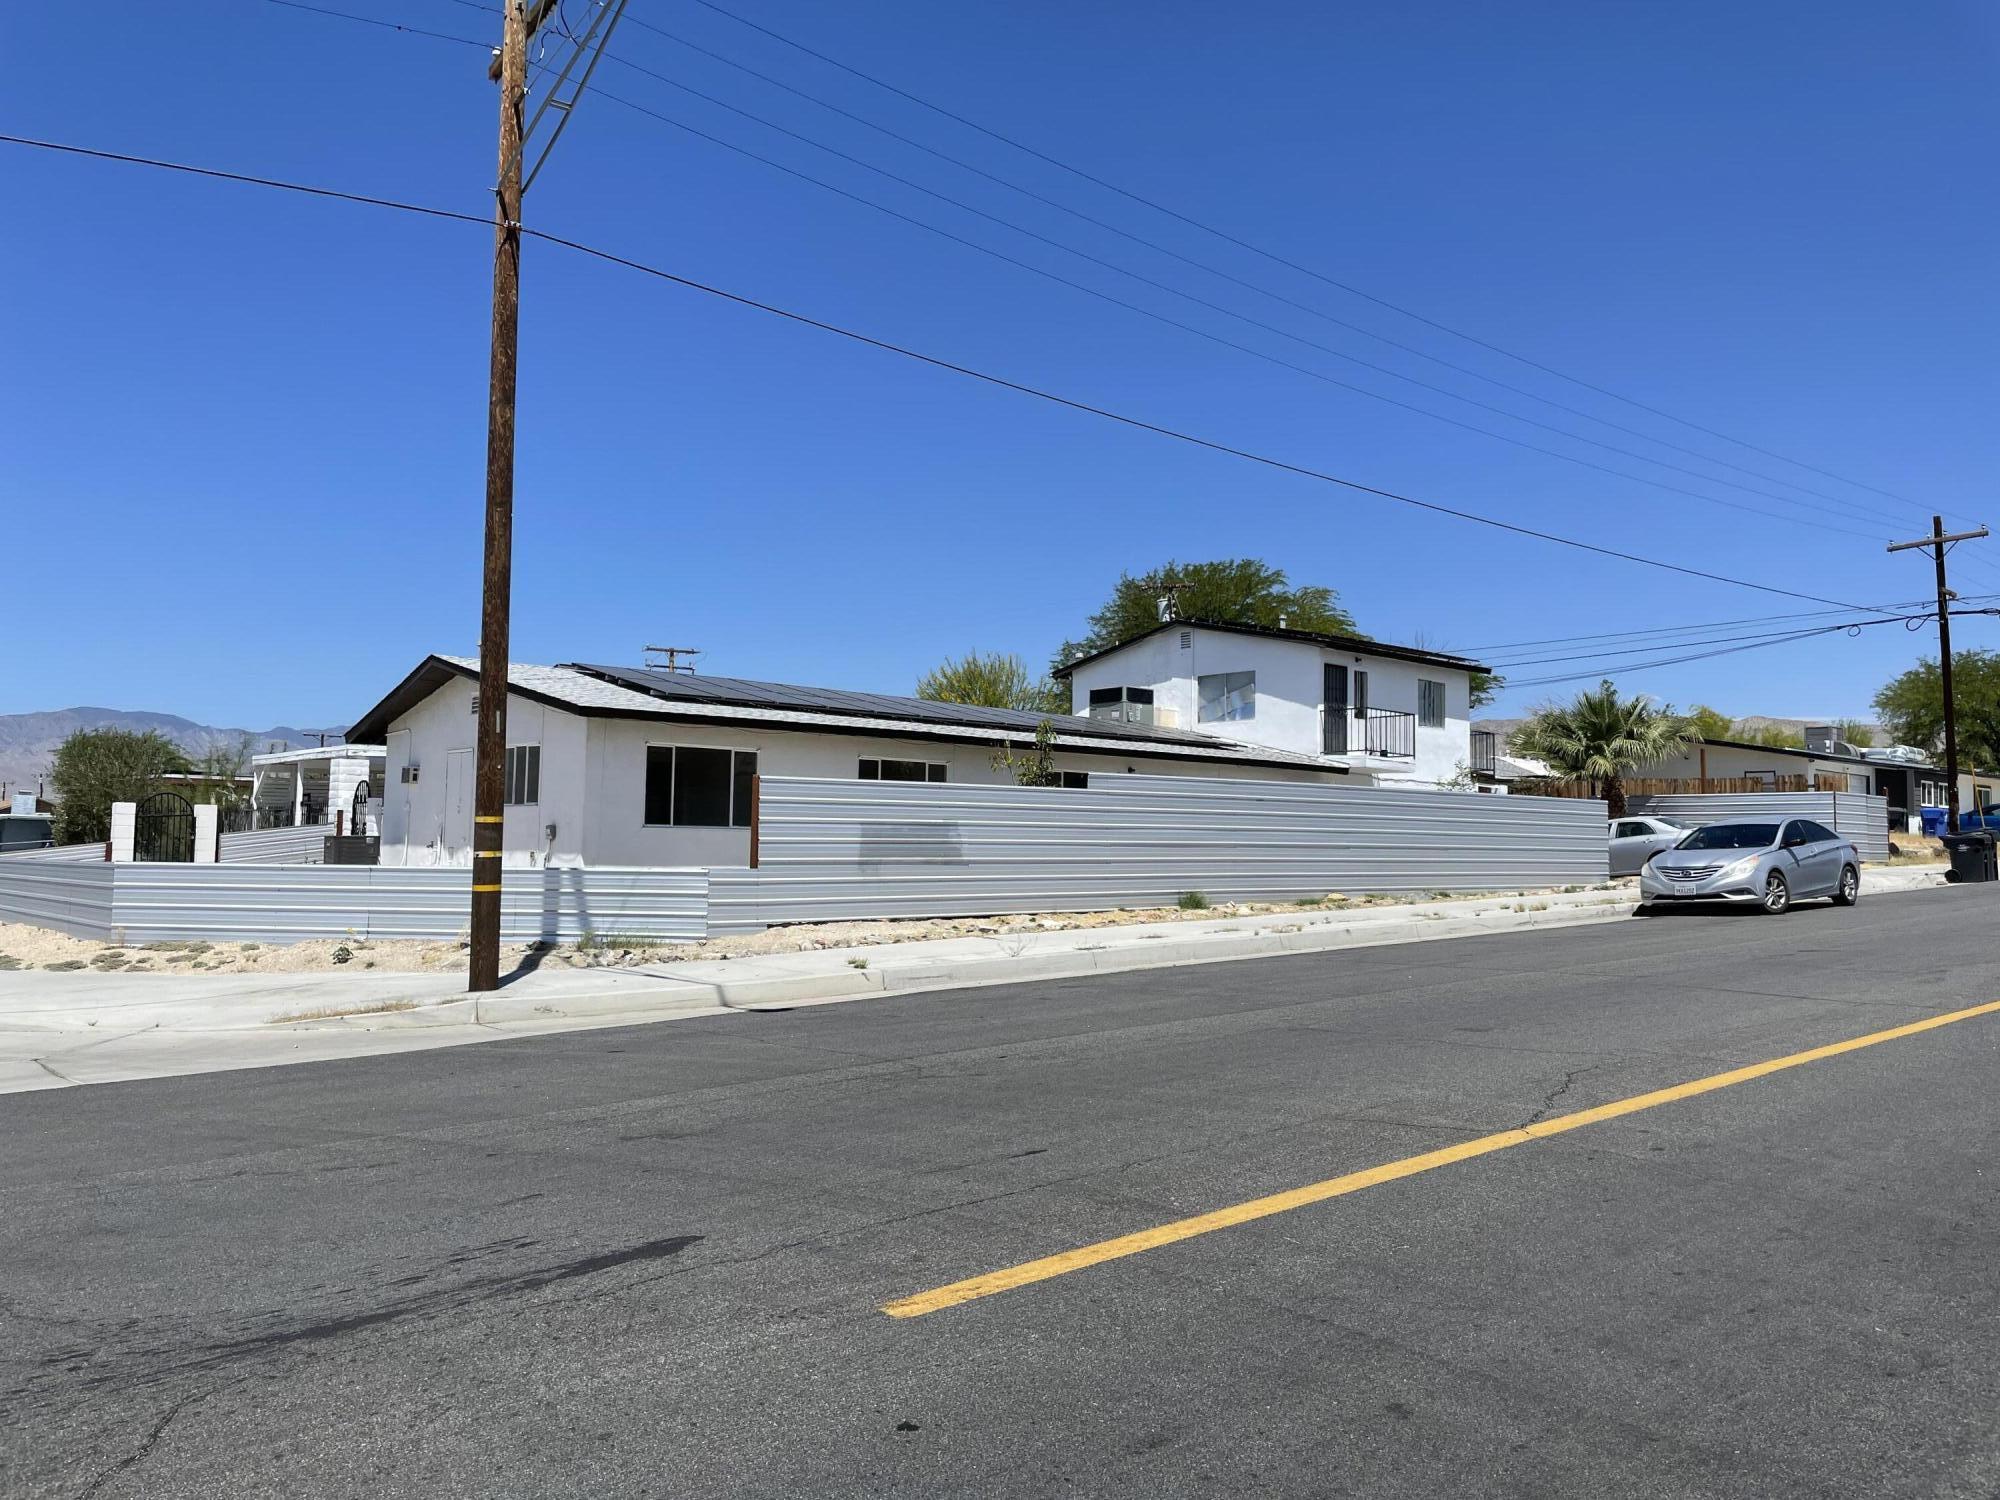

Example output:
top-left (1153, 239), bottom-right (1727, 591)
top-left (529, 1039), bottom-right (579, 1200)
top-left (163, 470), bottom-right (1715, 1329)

top-left (0, 883), bottom-right (1625, 979)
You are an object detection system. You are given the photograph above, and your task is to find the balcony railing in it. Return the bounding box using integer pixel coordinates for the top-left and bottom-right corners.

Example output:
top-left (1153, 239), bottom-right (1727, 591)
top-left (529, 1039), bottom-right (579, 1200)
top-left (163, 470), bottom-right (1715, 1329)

top-left (1322, 706), bottom-right (1416, 759)
top-left (1359, 707), bottom-right (1416, 759)
top-left (1471, 729), bottom-right (1497, 777)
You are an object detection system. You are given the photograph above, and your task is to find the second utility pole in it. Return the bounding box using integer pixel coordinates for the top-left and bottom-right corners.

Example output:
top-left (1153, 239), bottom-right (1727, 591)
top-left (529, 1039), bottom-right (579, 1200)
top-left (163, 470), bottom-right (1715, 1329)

top-left (1888, 515), bottom-right (1990, 835)
top-left (470, 0), bottom-right (529, 994)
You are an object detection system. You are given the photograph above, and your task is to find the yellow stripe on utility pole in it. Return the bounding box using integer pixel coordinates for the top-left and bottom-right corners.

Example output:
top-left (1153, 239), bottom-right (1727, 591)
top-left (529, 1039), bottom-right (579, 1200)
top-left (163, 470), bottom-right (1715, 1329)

top-left (881, 997), bottom-right (2000, 1319)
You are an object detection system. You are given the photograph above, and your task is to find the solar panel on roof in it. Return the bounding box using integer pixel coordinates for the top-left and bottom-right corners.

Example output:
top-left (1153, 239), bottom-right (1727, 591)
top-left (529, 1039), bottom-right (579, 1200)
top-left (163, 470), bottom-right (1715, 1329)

top-left (567, 664), bottom-right (1228, 747)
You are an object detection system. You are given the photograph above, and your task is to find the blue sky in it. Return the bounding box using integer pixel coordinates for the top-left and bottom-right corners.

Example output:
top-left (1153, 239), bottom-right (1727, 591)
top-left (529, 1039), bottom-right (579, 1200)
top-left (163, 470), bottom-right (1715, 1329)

top-left (5, 1), bottom-right (1996, 729)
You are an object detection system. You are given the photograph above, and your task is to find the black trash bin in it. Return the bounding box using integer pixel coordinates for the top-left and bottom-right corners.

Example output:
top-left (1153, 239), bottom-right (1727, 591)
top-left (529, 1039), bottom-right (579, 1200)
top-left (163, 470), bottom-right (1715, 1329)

top-left (1940, 830), bottom-right (1997, 883)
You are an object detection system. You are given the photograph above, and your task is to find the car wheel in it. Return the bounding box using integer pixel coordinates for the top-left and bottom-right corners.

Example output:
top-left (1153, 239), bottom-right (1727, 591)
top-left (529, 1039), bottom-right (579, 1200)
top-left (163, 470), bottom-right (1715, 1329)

top-left (1832, 865), bottom-right (1859, 906)
top-left (1760, 870), bottom-right (1790, 915)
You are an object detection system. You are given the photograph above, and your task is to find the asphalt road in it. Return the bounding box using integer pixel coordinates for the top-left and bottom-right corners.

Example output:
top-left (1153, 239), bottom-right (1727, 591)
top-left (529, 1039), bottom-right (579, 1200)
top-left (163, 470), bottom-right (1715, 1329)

top-left (5, 887), bottom-right (1999, 1498)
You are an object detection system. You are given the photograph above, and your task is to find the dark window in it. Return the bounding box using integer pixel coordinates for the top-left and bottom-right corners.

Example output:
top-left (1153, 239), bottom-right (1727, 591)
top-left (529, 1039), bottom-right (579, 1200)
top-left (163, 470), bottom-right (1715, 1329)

top-left (859, 758), bottom-right (947, 783)
top-left (1354, 670), bottom-right (1369, 716)
top-left (645, 746), bottom-right (757, 827)
top-left (1418, 679), bottom-right (1446, 728)
top-left (1059, 771), bottom-right (1089, 789)
top-left (503, 744), bottom-right (540, 806)
top-left (1612, 821), bottom-right (1647, 839)
top-left (673, 747), bottom-right (732, 826)
top-left (1796, 820), bottom-right (1837, 843)
top-left (1678, 823), bottom-right (1779, 850)
top-left (733, 752), bottom-right (757, 828)
top-left (644, 747), bottom-right (674, 825)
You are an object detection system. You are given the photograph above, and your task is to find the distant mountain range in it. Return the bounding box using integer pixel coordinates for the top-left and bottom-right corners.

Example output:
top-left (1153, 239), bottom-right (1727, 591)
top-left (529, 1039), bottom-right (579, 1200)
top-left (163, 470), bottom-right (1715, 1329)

top-left (0, 709), bottom-right (349, 796)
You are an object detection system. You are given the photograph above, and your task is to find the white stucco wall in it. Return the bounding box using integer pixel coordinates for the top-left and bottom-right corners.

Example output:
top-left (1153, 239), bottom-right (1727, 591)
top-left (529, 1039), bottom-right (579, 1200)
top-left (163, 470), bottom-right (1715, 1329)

top-left (578, 716), bottom-right (1336, 867)
top-left (1065, 628), bottom-right (1474, 786)
top-left (380, 678), bottom-right (590, 867)
top-left (375, 672), bottom-right (1342, 868)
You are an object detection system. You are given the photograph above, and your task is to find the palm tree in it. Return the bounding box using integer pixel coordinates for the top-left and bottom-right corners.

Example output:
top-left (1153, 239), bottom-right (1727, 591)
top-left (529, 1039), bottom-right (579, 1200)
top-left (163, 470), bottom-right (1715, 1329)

top-left (1510, 680), bottom-right (1692, 817)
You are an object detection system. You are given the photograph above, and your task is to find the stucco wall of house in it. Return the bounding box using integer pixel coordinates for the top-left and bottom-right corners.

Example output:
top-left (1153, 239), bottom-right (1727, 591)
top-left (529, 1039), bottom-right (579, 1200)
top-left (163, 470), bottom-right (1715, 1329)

top-left (375, 674), bottom-right (1342, 868)
top-left (578, 715), bottom-right (1338, 867)
top-left (1065, 628), bottom-right (1473, 786)
top-left (380, 679), bottom-right (590, 868)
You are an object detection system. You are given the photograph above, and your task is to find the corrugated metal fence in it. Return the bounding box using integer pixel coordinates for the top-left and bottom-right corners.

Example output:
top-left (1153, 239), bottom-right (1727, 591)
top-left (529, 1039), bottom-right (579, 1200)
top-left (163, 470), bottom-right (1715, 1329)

top-left (0, 823), bottom-right (336, 866)
top-left (1624, 791), bottom-right (1890, 863)
top-left (0, 863), bottom-right (118, 938)
top-left (719, 774), bottom-right (1609, 926)
top-left (0, 865), bottom-right (707, 944)
top-left (218, 825), bottom-right (330, 864)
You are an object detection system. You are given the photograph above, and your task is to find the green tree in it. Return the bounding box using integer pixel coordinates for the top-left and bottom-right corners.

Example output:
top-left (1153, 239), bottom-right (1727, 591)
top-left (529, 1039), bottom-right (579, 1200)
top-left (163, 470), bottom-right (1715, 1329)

top-left (991, 719), bottom-right (1064, 786)
top-left (1052, 558), bottom-right (1357, 674)
top-left (47, 729), bottom-right (191, 845)
top-left (1833, 718), bottom-right (1874, 748)
top-left (1468, 671), bottom-right (1503, 712)
top-left (917, 651), bottom-right (1068, 714)
top-left (1509, 680), bottom-right (1692, 818)
top-left (189, 735), bottom-right (255, 812)
top-left (1685, 704), bottom-right (1736, 741)
top-left (1875, 651), bottom-right (2000, 767)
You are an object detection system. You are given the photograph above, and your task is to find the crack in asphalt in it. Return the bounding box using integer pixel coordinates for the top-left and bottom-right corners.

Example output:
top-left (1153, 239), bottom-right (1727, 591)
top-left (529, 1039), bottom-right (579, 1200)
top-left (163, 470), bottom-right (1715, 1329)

top-left (74, 1383), bottom-right (223, 1498)
top-left (1522, 1064), bottom-right (1601, 1128)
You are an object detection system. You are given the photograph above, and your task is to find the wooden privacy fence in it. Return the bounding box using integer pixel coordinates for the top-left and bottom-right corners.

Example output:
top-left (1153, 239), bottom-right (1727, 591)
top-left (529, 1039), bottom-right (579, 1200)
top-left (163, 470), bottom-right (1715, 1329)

top-left (1519, 775), bottom-right (1847, 798)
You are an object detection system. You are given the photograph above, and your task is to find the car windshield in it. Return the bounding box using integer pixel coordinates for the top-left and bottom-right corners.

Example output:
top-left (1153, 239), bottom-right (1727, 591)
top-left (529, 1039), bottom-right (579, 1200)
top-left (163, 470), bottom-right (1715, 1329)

top-left (1677, 823), bottom-right (1777, 850)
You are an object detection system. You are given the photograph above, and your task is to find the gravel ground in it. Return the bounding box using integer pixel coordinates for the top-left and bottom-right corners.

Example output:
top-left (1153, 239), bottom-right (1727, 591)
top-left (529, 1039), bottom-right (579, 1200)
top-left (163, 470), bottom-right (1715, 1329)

top-left (0, 885), bottom-right (1620, 976)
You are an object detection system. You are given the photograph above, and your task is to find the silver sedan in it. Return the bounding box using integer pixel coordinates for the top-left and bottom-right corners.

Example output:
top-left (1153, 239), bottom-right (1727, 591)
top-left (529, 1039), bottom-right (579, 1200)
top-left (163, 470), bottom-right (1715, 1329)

top-left (1638, 818), bottom-right (1860, 915)
top-left (1608, 816), bottom-right (1687, 876)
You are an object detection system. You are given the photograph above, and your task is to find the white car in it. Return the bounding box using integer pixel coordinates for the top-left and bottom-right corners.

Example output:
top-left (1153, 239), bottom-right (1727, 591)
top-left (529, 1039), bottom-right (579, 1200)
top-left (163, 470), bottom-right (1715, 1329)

top-left (1608, 816), bottom-right (1688, 876)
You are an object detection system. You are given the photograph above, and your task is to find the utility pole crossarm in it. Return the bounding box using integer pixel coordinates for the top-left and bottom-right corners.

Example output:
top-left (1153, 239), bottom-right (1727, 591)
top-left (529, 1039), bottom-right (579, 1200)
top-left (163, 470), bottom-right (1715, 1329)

top-left (1887, 527), bottom-right (1989, 553)
top-left (1886, 516), bottom-right (1988, 835)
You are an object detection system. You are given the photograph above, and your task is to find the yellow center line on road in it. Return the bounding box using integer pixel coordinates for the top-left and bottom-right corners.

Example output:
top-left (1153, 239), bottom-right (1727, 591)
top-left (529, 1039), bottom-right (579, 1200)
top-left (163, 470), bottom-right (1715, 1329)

top-left (881, 997), bottom-right (2000, 1320)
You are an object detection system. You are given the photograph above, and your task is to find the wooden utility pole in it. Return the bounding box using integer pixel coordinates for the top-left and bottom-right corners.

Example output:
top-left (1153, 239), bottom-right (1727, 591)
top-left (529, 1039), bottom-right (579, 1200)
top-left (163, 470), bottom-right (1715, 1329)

top-left (469, 0), bottom-right (530, 994)
top-left (1888, 516), bottom-right (1990, 835)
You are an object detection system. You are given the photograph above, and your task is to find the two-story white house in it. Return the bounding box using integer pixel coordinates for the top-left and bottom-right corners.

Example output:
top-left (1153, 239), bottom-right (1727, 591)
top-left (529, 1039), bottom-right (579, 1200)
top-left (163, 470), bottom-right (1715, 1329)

top-left (1055, 621), bottom-right (1489, 788)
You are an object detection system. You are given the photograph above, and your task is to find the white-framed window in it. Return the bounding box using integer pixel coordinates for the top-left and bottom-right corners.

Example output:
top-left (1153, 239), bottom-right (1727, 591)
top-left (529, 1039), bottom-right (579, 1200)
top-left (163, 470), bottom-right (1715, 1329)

top-left (503, 745), bottom-right (540, 805)
top-left (1059, 770), bottom-right (1089, 789)
top-left (644, 746), bottom-right (757, 828)
top-left (859, 758), bottom-right (947, 783)
top-left (1417, 679), bottom-right (1446, 728)
top-left (1197, 671), bottom-right (1256, 722)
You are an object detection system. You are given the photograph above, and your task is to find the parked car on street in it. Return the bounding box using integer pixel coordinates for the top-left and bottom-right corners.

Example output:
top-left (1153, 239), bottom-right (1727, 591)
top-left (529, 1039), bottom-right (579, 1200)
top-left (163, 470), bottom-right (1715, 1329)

top-left (1638, 818), bottom-right (1859, 915)
top-left (1608, 816), bottom-right (1687, 876)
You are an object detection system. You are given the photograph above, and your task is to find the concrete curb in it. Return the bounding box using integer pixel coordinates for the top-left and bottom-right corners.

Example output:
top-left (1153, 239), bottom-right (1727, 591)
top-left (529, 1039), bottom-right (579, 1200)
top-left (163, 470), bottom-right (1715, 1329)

top-left (1, 868), bottom-right (1953, 1044)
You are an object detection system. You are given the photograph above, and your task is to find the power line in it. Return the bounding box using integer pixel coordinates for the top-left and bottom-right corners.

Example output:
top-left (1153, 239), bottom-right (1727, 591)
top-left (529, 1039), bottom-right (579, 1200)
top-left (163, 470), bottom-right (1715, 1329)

top-left (584, 7), bottom-right (1916, 528)
top-left (1499, 614), bottom-right (1926, 689)
top-left (0, 132), bottom-right (1881, 611)
top-left (674, 0), bottom-right (1943, 516)
top-left (248, 0), bottom-right (1889, 540)
top-left (1463, 592), bottom-right (2000, 658)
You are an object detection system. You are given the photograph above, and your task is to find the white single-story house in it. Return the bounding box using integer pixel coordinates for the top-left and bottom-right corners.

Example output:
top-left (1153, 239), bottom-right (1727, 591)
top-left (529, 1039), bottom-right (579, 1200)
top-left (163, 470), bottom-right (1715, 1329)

top-left (1056, 621), bottom-right (1490, 787)
top-left (251, 744), bottom-right (387, 833)
top-left (346, 655), bottom-right (1346, 868)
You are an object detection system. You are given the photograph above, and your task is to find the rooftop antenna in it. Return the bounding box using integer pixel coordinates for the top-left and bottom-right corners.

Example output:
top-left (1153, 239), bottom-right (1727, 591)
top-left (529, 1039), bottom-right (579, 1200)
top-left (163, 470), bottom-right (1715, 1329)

top-left (644, 645), bottom-right (702, 674)
top-left (1156, 582), bottom-right (1187, 622)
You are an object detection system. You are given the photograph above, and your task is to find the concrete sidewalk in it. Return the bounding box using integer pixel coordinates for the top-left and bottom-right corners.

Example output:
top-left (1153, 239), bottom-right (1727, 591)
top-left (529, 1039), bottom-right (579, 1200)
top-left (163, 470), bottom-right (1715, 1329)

top-left (0, 868), bottom-right (1949, 1093)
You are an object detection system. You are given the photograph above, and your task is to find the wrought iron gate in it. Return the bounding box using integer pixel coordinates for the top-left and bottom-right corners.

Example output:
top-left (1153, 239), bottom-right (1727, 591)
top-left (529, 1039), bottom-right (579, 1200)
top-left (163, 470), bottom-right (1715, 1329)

top-left (133, 791), bottom-right (196, 863)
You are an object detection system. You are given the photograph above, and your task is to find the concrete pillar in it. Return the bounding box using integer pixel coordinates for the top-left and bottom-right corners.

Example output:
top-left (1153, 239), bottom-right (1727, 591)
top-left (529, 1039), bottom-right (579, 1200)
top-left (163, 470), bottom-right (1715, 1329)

top-left (109, 801), bottom-right (136, 863)
top-left (193, 803), bottom-right (219, 863)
